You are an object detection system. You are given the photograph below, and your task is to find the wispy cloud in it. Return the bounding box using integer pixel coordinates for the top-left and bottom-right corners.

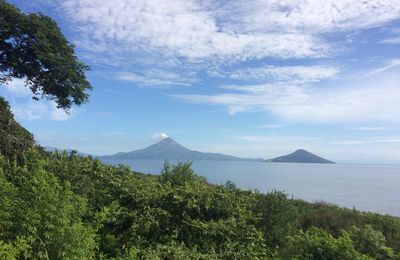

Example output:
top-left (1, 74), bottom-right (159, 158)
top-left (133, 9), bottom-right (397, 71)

top-left (239, 135), bottom-right (318, 143)
top-left (257, 124), bottom-right (288, 129)
top-left (380, 37), bottom-right (400, 44)
top-left (117, 70), bottom-right (193, 87)
top-left (174, 83), bottom-right (308, 116)
top-left (175, 69), bottom-right (400, 123)
top-left (215, 0), bottom-right (400, 33)
top-left (360, 59), bottom-right (400, 78)
top-left (334, 137), bottom-right (400, 145)
top-left (210, 65), bottom-right (339, 83)
top-left (12, 101), bottom-right (72, 121)
top-left (351, 126), bottom-right (387, 131)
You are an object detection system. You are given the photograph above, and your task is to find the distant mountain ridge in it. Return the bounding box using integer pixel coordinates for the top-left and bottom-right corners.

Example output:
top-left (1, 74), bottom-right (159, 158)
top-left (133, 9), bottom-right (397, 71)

top-left (100, 137), bottom-right (264, 161)
top-left (266, 149), bottom-right (335, 164)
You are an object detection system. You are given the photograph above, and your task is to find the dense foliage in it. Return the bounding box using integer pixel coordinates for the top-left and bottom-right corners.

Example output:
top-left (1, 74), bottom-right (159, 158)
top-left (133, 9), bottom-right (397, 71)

top-left (0, 97), bottom-right (34, 158)
top-left (1, 146), bottom-right (400, 259)
top-left (0, 0), bottom-right (92, 110)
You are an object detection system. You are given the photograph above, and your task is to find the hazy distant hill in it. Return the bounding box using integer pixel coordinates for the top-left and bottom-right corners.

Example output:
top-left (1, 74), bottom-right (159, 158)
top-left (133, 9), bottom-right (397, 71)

top-left (266, 149), bottom-right (335, 164)
top-left (100, 137), bottom-right (264, 161)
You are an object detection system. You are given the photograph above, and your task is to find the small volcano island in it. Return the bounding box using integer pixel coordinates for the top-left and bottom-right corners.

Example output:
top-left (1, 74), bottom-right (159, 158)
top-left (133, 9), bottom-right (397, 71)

top-left (265, 149), bottom-right (335, 164)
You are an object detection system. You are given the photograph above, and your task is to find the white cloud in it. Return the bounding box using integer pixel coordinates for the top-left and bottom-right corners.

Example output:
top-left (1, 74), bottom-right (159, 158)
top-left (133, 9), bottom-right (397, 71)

top-left (174, 83), bottom-right (309, 115)
top-left (49, 104), bottom-right (73, 121)
top-left (334, 137), bottom-right (400, 145)
top-left (380, 37), bottom-right (400, 44)
top-left (53, 0), bottom-right (400, 67)
top-left (351, 126), bottom-right (387, 131)
top-left (360, 59), bottom-right (400, 78)
top-left (240, 135), bottom-right (316, 143)
top-left (117, 70), bottom-right (192, 87)
top-left (212, 65), bottom-right (339, 82)
top-left (11, 100), bottom-right (72, 122)
top-left (175, 67), bottom-right (400, 123)
top-left (59, 0), bottom-right (329, 61)
top-left (217, 0), bottom-right (400, 33)
top-left (1, 79), bottom-right (73, 121)
top-left (2, 78), bottom-right (32, 97)
top-left (258, 124), bottom-right (288, 129)
top-left (151, 133), bottom-right (169, 140)
top-left (268, 78), bottom-right (400, 123)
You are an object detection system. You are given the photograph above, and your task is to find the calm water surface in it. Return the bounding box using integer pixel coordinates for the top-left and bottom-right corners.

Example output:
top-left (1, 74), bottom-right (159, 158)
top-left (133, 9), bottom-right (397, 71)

top-left (102, 159), bottom-right (400, 217)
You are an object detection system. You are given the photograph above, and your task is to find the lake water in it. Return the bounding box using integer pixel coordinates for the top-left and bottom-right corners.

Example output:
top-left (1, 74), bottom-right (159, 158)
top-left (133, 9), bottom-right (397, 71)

top-left (102, 159), bottom-right (400, 217)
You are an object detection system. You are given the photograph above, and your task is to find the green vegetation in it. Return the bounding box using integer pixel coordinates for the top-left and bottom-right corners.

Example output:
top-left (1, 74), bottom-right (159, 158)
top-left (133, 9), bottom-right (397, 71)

top-left (0, 97), bottom-right (34, 158)
top-left (0, 0), bottom-right (92, 110)
top-left (1, 149), bottom-right (400, 259)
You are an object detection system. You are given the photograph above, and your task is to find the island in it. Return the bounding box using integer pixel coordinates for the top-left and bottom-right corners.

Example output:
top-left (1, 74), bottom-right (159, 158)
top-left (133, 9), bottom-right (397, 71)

top-left (265, 149), bottom-right (335, 164)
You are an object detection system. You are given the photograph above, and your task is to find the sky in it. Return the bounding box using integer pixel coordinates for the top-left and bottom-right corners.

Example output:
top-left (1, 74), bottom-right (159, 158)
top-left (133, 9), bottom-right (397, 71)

top-left (1, 0), bottom-right (400, 163)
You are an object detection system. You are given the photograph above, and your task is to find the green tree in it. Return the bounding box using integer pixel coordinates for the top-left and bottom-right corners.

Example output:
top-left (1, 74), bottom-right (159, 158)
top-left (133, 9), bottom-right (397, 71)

top-left (0, 153), bottom-right (96, 259)
top-left (0, 0), bottom-right (92, 110)
top-left (0, 159), bottom-right (16, 240)
top-left (350, 225), bottom-right (394, 259)
top-left (159, 161), bottom-right (205, 187)
top-left (0, 97), bottom-right (35, 158)
top-left (284, 227), bottom-right (370, 260)
top-left (254, 190), bottom-right (299, 248)
top-left (0, 239), bottom-right (28, 260)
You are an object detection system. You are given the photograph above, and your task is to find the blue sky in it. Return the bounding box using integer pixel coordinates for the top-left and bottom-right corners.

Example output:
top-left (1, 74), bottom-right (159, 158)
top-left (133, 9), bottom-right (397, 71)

top-left (2, 0), bottom-right (400, 163)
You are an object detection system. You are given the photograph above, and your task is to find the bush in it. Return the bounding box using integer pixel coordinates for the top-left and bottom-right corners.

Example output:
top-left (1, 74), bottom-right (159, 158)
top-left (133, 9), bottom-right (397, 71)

top-left (254, 190), bottom-right (299, 248)
top-left (284, 227), bottom-right (370, 260)
top-left (350, 225), bottom-right (393, 259)
top-left (0, 153), bottom-right (96, 259)
top-left (159, 161), bottom-right (205, 186)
